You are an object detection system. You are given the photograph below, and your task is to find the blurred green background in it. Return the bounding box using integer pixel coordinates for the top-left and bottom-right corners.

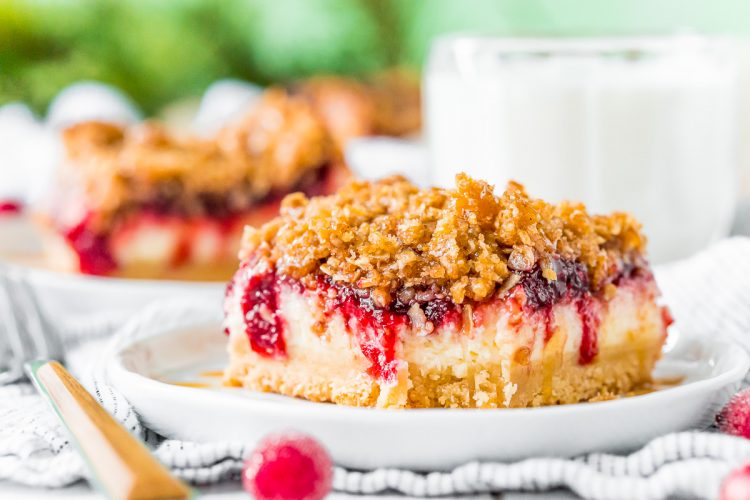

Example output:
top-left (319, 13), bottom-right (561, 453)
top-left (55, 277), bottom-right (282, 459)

top-left (2, 0), bottom-right (750, 116)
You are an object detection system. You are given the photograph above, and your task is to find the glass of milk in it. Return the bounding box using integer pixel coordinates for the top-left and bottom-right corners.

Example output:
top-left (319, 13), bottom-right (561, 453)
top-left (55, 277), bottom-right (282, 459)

top-left (425, 35), bottom-right (740, 263)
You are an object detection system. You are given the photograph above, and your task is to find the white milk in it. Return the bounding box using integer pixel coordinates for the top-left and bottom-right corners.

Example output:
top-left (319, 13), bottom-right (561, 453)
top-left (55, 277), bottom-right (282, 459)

top-left (426, 36), bottom-right (740, 263)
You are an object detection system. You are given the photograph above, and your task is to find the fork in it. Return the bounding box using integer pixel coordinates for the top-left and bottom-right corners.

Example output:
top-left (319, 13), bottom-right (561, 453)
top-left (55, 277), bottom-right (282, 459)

top-left (0, 266), bottom-right (192, 499)
top-left (0, 265), bottom-right (65, 385)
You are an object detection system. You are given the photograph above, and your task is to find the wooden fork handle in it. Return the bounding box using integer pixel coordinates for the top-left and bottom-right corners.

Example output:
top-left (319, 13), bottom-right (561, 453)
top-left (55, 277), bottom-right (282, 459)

top-left (28, 360), bottom-right (192, 500)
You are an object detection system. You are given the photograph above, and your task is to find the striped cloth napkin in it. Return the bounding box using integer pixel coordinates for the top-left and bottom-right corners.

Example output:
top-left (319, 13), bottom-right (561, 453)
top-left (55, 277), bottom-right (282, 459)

top-left (4, 237), bottom-right (750, 499)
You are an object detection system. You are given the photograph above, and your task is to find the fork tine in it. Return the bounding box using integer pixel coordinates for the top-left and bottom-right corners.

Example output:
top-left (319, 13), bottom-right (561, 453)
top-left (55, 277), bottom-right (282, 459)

top-left (0, 271), bottom-right (32, 384)
top-left (10, 270), bottom-right (64, 363)
top-left (30, 278), bottom-right (65, 361)
top-left (3, 271), bottom-right (42, 356)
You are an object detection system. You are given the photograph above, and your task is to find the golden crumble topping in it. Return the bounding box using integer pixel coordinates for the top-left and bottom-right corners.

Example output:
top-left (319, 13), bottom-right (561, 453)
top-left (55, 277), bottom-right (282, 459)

top-left (216, 89), bottom-right (332, 197)
top-left (292, 77), bottom-right (376, 149)
top-left (62, 89), bottom-right (335, 223)
top-left (291, 69), bottom-right (421, 149)
top-left (241, 174), bottom-right (646, 306)
top-left (368, 69), bottom-right (421, 137)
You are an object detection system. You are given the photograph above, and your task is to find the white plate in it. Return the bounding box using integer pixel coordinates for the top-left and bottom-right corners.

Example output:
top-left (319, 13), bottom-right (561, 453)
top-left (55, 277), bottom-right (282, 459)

top-left (0, 216), bottom-right (224, 316)
top-left (106, 303), bottom-right (750, 471)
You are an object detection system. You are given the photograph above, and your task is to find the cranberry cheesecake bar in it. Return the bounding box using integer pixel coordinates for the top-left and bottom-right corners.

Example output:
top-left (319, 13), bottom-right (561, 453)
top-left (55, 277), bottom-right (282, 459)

top-left (223, 174), bottom-right (671, 408)
top-left (39, 90), bottom-right (348, 280)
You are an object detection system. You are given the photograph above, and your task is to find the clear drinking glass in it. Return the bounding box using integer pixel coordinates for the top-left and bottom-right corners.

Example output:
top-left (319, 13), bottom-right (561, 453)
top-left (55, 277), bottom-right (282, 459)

top-left (426, 35), bottom-right (740, 263)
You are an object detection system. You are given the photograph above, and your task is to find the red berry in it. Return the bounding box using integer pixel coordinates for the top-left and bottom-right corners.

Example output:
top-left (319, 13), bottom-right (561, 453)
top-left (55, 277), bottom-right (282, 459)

top-left (0, 200), bottom-right (22, 215)
top-left (718, 389), bottom-right (750, 438)
top-left (242, 432), bottom-right (333, 500)
top-left (720, 464), bottom-right (750, 500)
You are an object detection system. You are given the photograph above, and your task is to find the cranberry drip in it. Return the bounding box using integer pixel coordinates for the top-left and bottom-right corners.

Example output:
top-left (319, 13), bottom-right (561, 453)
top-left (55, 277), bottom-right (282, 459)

top-left (62, 217), bottom-right (117, 275)
top-left (517, 258), bottom-right (602, 365)
top-left (576, 296), bottom-right (600, 364)
top-left (320, 278), bottom-right (408, 383)
top-left (0, 200), bottom-right (22, 215)
top-left (661, 307), bottom-right (674, 330)
top-left (239, 269), bottom-right (286, 358)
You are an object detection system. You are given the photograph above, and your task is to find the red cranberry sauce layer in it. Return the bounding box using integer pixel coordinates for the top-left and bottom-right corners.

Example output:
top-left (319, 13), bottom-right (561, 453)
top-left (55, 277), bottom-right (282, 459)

top-left (63, 214), bottom-right (118, 275)
top-left (227, 262), bottom-right (298, 358)
top-left (239, 269), bottom-right (287, 358)
top-left (138, 163), bottom-right (332, 220)
top-left (226, 265), bottom-right (461, 383)
top-left (229, 256), bottom-right (655, 381)
top-left (61, 165), bottom-right (333, 275)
